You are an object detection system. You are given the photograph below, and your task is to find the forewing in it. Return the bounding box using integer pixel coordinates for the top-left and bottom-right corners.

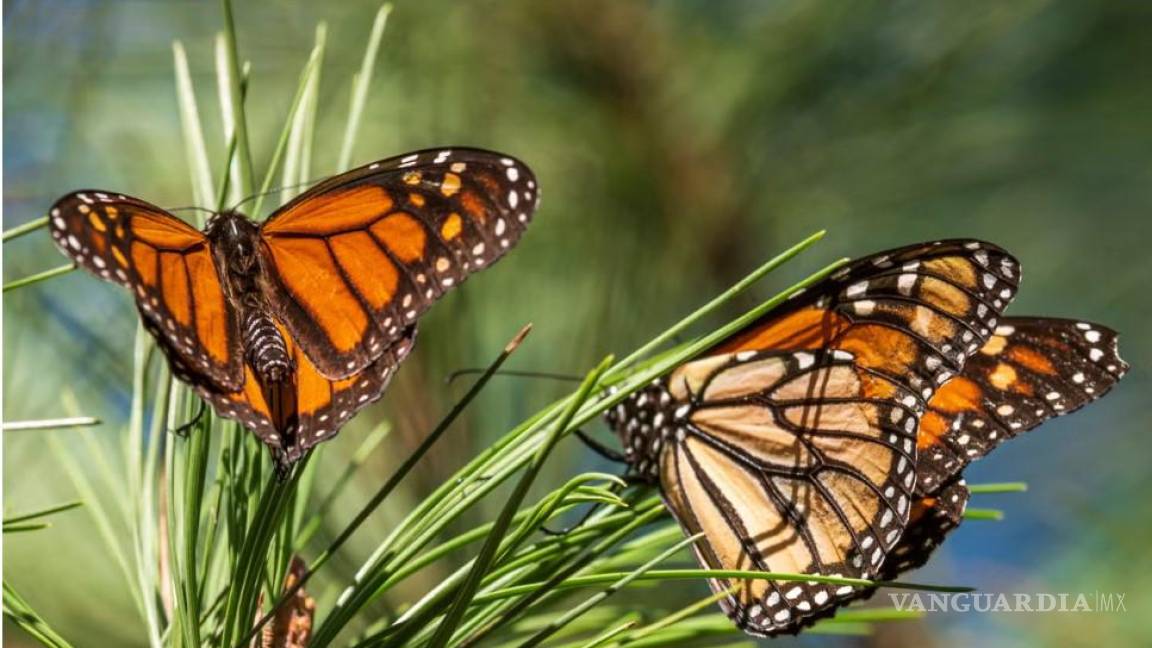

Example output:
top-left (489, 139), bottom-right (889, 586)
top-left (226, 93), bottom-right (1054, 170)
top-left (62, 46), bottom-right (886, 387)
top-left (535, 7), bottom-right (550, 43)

top-left (259, 148), bottom-right (538, 379)
top-left (714, 240), bottom-right (1021, 409)
top-left (655, 349), bottom-right (919, 636)
top-left (917, 317), bottom-right (1128, 493)
top-left (48, 191), bottom-right (243, 391)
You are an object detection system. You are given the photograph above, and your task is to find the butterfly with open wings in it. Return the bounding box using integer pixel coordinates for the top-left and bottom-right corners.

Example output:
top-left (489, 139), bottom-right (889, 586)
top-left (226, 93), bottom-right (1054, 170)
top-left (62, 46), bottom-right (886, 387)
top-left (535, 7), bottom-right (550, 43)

top-left (50, 147), bottom-right (540, 469)
top-left (603, 240), bottom-right (1127, 635)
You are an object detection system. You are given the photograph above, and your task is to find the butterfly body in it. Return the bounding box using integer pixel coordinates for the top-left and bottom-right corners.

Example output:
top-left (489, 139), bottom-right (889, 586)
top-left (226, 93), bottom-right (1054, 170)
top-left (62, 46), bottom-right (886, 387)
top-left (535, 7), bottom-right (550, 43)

top-left (49, 147), bottom-right (539, 467)
top-left (202, 211), bottom-right (293, 382)
top-left (238, 309), bottom-right (292, 383)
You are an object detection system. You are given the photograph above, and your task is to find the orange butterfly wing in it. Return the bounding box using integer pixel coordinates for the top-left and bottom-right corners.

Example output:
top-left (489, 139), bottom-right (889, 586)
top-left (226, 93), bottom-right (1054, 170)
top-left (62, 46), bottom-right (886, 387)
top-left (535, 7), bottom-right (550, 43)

top-left (871, 317), bottom-right (1127, 584)
top-left (188, 325), bottom-right (417, 465)
top-left (917, 316), bottom-right (1128, 494)
top-left (258, 148), bottom-right (538, 379)
top-left (48, 191), bottom-right (244, 391)
top-left (714, 240), bottom-right (1021, 407)
top-left (611, 348), bottom-right (922, 635)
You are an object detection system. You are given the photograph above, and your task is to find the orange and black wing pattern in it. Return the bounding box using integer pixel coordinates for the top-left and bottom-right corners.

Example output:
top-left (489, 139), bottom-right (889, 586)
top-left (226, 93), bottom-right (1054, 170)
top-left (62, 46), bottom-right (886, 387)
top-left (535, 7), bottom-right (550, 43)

top-left (714, 240), bottom-right (1021, 407)
top-left (605, 240), bottom-right (1022, 635)
top-left (187, 326), bottom-right (417, 464)
top-left (48, 149), bottom-right (540, 467)
top-left (877, 478), bottom-right (969, 580)
top-left (916, 317), bottom-right (1129, 494)
top-left (258, 148), bottom-right (539, 379)
top-left (863, 317), bottom-right (1126, 586)
top-left (48, 191), bottom-right (243, 391)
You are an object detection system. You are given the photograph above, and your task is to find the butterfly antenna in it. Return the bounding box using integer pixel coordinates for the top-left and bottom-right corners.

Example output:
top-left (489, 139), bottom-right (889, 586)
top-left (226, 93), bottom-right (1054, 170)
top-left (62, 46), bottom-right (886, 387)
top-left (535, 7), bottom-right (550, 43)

top-left (227, 171), bottom-right (341, 214)
top-left (445, 368), bottom-right (584, 386)
top-left (573, 429), bottom-right (627, 463)
top-left (167, 205), bottom-right (218, 217)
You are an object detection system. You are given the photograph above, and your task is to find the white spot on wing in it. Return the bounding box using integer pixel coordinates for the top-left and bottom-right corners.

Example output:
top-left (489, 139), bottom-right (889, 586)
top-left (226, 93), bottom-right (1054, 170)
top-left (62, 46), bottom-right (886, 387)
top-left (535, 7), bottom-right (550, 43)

top-left (897, 273), bottom-right (916, 295)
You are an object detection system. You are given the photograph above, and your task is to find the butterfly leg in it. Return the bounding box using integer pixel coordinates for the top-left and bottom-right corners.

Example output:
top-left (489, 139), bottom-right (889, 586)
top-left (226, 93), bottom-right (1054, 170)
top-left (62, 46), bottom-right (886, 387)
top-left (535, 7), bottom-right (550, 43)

top-left (170, 399), bottom-right (207, 437)
top-left (273, 457), bottom-right (291, 481)
top-left (541, 501), bottom-right (608, 537)
top-left (573, 429), bottom-right (627, 463)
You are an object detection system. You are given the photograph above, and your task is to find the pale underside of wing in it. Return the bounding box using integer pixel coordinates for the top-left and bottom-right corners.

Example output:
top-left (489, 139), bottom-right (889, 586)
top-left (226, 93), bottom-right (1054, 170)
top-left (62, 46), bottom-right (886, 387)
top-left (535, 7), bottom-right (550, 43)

top-left (656, 349), bottom-right (919, 636)
top-left (827, 477), bottom-right (971, 611)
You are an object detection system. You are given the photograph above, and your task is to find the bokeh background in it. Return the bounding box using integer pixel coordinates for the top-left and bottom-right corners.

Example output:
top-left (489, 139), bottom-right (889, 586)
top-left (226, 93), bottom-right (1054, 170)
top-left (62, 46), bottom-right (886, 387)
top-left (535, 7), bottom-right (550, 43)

top-left (4, 1), bottom-right (1150, 646)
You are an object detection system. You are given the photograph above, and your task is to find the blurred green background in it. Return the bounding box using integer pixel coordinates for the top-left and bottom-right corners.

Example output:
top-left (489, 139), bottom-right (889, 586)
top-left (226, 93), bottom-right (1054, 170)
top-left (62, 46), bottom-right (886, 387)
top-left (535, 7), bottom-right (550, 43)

top-left (4, 1), bottom-right (1149, 646)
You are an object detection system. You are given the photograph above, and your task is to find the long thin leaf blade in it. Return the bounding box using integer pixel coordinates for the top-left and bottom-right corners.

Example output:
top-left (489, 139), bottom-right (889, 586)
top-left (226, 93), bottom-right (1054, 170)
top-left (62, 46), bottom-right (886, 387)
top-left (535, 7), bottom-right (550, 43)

top-left (337, 3), bottom-right (392, 171)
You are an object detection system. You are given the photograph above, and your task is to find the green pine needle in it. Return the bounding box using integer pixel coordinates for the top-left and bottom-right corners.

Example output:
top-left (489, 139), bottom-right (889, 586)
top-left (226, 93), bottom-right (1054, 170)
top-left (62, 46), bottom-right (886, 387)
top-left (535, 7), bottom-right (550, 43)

top-left (3, 418), bottom-right (99, 432)
top-left (2, 216), bottom-right (49, 243)
top-left (3, 501), bottom-right (84, 528)
top-left (968, 482), bottom-right (1028, 494)
top-left (964, 508), bottom-right (1006, 521)
top-left (3, 263), bottom-right (77, 292)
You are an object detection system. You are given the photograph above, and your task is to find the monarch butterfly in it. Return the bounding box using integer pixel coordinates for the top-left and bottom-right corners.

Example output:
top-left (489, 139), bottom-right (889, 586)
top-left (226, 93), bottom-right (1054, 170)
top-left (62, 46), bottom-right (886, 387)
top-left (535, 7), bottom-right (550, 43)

top-left (49, 148), bottom-right (539, 469)
top-left (603, 240), bottom-right (1127, 635)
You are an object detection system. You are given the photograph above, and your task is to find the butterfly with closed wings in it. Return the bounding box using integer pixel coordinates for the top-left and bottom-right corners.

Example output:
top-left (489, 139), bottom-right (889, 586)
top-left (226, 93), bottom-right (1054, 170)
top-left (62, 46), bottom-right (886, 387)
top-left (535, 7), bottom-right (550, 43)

top-left (602, 240), bottom-right (1127, 636)
top-left (49, 148), bottom-right (540, 469)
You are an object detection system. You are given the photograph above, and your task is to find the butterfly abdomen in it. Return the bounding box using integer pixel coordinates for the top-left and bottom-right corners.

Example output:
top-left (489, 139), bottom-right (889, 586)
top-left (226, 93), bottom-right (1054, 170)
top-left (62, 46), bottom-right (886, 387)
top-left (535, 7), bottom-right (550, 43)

top-left (242, 309), bottom-right (292, 382)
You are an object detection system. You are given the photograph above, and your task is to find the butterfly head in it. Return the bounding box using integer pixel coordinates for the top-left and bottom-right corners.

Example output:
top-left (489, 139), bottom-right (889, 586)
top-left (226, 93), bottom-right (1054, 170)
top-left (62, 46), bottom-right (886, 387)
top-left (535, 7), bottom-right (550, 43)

top-left (206, 211), bottom-right (261, 275)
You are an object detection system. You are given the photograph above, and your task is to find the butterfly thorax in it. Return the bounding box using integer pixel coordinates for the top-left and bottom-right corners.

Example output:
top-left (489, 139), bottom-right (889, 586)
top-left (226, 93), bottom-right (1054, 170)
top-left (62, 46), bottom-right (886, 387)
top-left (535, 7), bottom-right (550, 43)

top-left (205, 211), bottom-right (263, 295)
top-left (604, 380), bottom-right (678, 483)
top-left (205, 212), bottom-right (293, 384)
